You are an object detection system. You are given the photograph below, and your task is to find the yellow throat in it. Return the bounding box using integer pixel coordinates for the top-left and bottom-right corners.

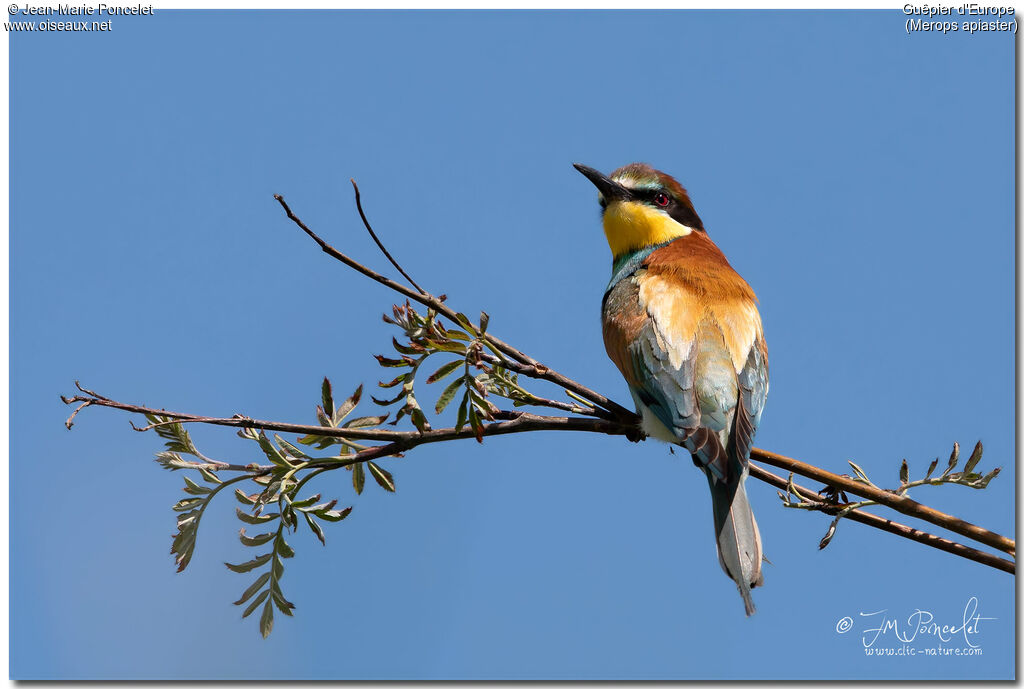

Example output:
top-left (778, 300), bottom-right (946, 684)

top-left (602, 200), bottom-right (693, 258)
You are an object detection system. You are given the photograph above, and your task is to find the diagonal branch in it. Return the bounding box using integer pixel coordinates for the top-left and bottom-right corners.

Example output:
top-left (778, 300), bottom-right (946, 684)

top-left (273, 193), bottom-right (636, 421)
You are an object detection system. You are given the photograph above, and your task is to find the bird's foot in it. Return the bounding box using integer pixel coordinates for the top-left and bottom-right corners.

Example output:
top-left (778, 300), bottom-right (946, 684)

top-left (624, 425), bottom-right (646, 443)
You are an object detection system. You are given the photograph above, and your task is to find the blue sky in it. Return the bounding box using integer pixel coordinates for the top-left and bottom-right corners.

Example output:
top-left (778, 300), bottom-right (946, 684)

top-left (10, 9), bottom-right (1014, 680)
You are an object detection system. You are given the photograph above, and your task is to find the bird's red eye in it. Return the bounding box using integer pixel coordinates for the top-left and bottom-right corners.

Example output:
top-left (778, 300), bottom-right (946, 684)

top-left (654, 193), bottom-right (669, 207)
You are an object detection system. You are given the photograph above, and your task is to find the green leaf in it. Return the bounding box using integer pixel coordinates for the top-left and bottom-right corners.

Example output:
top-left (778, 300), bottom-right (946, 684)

top-left (182, 476), bottom-right (211, 495)
top-left (176, 509), bottom-right (200, 528)
top-left (367, 461), bottom-right (396, 492)
top-left (198, 467), bottom-right (222, 484)
top-left (260, 599), bottom-right (275, 638)
top-left (481, 337), bottom-right (509, 363)
top-left (271, 589), bottom-right (295, 616)
top-left (964, 441), bottom-right (984, 473)
top-left (239, 529), bottom-right (276, 547)
top-left (468, 405), bottom-right (484, 443)
top-left (170, 512), bottom-right (199, 573)
top-left (479, 311), bottom-right (490, 333)
top-left (425, 338), bottom-right (468, 354)
top-left (470, 389), bottom-right (495, 421)
top-left (255, 480), bottom-right (282, 506)
top-left (944, 442), bottom-right (960, 476)
top-left (296, 432), bottom-right (336, 449)
top-left (411, 408), bottom-right (429, 433)
top-left (321, 377), bottom-right (334, 419)
top-left (235, 489), bottom-right (258, 506)
top-left (379, 373), bottom-right (407, 389)
top-left (241, 589), bottom-right (270, 619)
top-left (436, 376), bottom-right (465, 414)
top-left (275, 435), bottom-right (312, 460)
top-left (345, 414), bottom-right (388, 429)
top-left (446, 329), bottom-right (470, 342)
top-left (234, 571), bottom-right (271, 605)
top-left (172, 498), bottom-right (205, 512)
top-left (316, 506), bottom-right (352, 522)
top-left (155, 451), bottom-right (197, 471)
top-left (289, 493), bottom-right (321, 510)
top-left (334, 385), bottom-right (364, 425)
top-left (454, 312), bottom-right (475, 331)
top-left (455, 395), bottom-right (469, 431)
top-left (235, 507), bottom-right (279, 525)
top-left (305, 513), bottom-right (326, 545)
top-left (976, 466), bottom-right (1001, 488)
top-left (819, 518), bottom-right (839, 550)
top-left (146, 415), bottom-right (199, 456)
top-left (353, 462), bottom-right (365, 495)
top-left (257, 431), bottom-right (293, 467)
top-left (847, 461), bottom-right (870, 484)
top-left (307, 499), bottom-right (337, 513)
top-left (374, 354), bottom-right (409, 368)
top-left (236, 426), bottom-right (259, 441)
top-left (225, 553), bottom-right (273, 573)
top-left (392, 337), bottom-right (426, 355)
top-left (372, 389), bottom-right (408, 407)
top-left (427, 359), bottom-right (463, 384)
top-left (278, 540), bottom-right (295, 558)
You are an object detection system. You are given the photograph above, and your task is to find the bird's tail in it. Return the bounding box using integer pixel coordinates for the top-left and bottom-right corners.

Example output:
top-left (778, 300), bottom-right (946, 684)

top-left (706, 467), bottom-right (763, 616)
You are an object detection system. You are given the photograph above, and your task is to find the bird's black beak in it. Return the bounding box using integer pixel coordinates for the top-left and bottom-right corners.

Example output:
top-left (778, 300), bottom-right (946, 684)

top-left (573, 163), bottom-right (633, 203)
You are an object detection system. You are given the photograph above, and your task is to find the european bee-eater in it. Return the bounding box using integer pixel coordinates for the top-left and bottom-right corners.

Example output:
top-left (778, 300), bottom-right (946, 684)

top-left (575, 162), bottom-right (768, 615)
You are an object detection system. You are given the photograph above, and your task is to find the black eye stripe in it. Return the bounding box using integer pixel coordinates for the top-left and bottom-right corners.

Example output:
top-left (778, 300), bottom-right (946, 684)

top-left (593, 183), bottom-right (704, 231)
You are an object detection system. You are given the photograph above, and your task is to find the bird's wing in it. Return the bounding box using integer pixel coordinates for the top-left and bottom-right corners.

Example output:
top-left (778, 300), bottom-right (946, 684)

top-left (603, 269), bottom-right (767, 479)
top-left (603, 270), bottom-right (701, 439)
top-left (732, 331), bottom-right (769, 472)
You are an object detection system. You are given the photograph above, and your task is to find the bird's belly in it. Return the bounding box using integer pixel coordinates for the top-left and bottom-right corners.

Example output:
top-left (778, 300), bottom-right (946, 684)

top-left (629, 390), bottom-right (682, 444)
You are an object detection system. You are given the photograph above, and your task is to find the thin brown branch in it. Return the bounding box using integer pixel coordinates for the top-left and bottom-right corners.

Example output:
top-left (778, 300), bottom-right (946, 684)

top-left (749, 464), bottom-right (1015, 574)
top-left (316, 412), bottom-right (624, 469)
top-left (61, 399), bottom-right (92, 429)
top-left (61, 392), bottom-right (630, 444)
top-left (273, 192), bottom-right (635, 421)
top-left (349, 179), bottom-right (427, 295)
top-left (63, 386), bottom-right (1013, 573)
top-left (750, 447), bottom-right (1015, 557)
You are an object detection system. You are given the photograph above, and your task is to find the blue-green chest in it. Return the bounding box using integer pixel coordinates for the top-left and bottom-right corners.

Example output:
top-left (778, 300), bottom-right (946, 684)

top-left (604, 240), bottom-right (674, 296)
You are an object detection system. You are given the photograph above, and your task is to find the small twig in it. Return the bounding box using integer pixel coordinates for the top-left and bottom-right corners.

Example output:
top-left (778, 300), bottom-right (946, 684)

top-left (750, 463), bottom-right (1014, 574)
top-left (75, 380), bottom-right (111, 401)
top-left (62, 399), bottom-right (93, 429)
top-left (350, 179), bottom-right (427, 296)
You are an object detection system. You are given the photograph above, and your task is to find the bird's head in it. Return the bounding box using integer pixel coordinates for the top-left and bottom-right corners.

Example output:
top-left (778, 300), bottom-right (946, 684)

top-left (574, 162), bottom-right (704, 259)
